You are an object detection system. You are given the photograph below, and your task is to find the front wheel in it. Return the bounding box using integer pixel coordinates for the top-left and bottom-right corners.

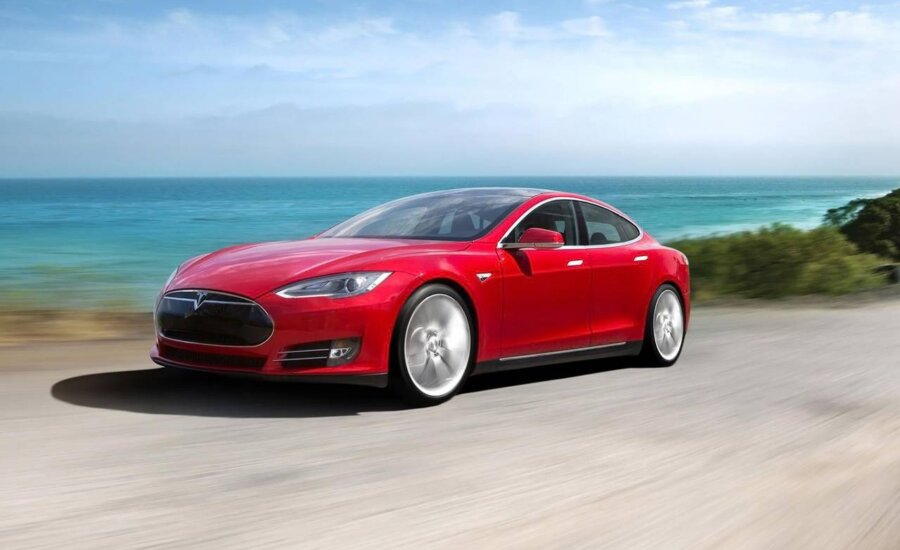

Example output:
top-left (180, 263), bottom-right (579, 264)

top-left (640, 284), bottom-right (686, 367)
top-left (391, 284), bottom-right (475, 406)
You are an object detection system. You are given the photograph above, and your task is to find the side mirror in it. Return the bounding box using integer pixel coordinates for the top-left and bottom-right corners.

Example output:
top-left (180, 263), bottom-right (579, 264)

top-left (501, 227), bottom-right (565, 250)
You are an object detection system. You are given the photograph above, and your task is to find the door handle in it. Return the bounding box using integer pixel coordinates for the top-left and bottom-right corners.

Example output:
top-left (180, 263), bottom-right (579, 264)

top-left (567, 259), bottom-right (584, 267)
top-left (634, 255), bottom-right (648, 262)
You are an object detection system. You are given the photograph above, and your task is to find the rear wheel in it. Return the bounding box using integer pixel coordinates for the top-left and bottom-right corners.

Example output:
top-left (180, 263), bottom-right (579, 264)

top-left (391, 284), bottom-right (474, 406)
top-left (640, 284), bottom-right (685, 367)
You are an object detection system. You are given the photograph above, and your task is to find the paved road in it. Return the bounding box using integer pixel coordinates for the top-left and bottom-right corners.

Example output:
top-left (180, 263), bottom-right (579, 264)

top-left (2, 303), bottom-right (900, 549)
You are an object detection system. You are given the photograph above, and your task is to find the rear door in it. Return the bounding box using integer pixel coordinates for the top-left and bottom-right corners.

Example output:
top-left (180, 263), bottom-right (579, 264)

top-left (576, 201), bottom-right (651, 345)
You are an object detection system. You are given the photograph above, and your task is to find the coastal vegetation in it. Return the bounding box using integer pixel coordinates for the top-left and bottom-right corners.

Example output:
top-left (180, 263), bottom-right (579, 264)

top-left (669, 188), bottom-right (899, 300)
top-left (824, 188), bottom-right (900, 261)
top-left (667, 225), bottom-right (883, 299)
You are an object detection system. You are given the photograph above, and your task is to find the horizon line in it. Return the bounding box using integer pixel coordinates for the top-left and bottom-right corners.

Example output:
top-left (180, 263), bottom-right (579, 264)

top-left (2, 175), bottom-right (899, 181)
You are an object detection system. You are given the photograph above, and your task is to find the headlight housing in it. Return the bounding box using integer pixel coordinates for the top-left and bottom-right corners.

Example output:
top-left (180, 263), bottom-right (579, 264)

top-left (276, 272), bottom-right (391, 299)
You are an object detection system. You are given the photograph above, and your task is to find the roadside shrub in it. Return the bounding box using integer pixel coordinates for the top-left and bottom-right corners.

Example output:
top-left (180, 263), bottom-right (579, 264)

top-left (668, 225), bottom-right (883, 299)
top-left (825, 188), bottom-right (900, 261)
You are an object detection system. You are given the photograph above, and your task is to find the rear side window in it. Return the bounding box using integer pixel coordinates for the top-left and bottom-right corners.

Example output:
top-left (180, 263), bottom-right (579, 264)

top-left (578, 202), bottom-right (640, 245)
top-left (505, 200), bottom-right (580, 246)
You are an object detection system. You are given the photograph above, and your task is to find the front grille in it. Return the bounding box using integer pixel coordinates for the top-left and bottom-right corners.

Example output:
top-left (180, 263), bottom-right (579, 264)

top-left (156, 290), bottom-right (274, 346)
top-left (158, 344), bottom-right (267, 369)
top-left (276, 341), bottom-right (332, 368)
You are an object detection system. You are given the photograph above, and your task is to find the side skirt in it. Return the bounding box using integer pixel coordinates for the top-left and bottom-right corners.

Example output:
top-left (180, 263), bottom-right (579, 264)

top-left (473, 341), bottom-right (642, 376)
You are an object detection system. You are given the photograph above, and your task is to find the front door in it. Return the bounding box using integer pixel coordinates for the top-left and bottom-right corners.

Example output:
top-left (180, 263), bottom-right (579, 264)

top-left (498, 200), bottom-right (591, 358)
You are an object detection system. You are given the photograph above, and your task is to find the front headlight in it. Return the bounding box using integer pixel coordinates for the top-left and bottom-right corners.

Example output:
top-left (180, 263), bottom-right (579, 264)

top-left (276, 272), bottom-right (392, 299)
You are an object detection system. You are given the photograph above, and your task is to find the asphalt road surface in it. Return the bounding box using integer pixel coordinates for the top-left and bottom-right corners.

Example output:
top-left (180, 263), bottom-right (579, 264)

top-left (2, 303), bottom-right (900, 549)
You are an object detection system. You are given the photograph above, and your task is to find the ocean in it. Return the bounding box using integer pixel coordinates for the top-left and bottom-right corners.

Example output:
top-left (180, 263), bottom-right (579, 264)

top-left (2, 177), bottom-right (896, 309)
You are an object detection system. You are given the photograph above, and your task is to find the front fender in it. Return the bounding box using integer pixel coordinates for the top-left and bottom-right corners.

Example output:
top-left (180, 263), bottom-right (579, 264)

top-left (373, 242), bottom-right (504, 363)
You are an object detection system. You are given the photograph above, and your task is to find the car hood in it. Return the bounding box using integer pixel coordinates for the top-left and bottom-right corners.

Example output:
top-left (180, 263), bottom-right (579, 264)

top-left (169, 237), bottom-right (469, 298)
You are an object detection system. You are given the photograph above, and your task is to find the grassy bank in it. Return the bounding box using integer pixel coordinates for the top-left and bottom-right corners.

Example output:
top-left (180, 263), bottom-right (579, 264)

top-left (667, 188), bottom-right (898, 301)
top-left (668, 225), bottom-right (887, 301)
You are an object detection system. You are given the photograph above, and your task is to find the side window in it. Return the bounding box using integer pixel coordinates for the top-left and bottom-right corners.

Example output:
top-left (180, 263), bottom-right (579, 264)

top-left (579, 203), bottom-right (640, 245)
top-left (506, 200), bottom-right (579, 245)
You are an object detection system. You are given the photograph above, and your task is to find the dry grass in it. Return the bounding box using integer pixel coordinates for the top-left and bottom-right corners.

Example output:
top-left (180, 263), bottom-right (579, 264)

top-left (0, 309), bottom-right (151, 345)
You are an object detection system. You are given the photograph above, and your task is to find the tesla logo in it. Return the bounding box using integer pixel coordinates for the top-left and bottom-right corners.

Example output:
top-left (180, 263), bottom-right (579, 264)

top-left (192, 291), bottom-right (208, 310)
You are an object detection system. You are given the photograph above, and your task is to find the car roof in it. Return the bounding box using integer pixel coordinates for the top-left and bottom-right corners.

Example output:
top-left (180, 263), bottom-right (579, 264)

top-left (402, 187), bottom-right (614, 212)
top-left (408, 187), bottom-right (550, 199)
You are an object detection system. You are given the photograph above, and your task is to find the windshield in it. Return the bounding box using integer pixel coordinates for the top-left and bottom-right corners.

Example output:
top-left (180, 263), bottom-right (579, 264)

top-left (319, 188), bottom-right (537, 241)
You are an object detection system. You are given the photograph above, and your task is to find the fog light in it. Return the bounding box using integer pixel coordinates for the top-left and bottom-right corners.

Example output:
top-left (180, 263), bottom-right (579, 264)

top-left (329, 347), bottom-right (352, 359)
top-left (327, 338), bottom-right (360, 366)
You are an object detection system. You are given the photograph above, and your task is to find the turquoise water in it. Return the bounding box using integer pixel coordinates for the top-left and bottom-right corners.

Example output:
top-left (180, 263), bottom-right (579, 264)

top-left (2, 177), bottom-right (896, 309)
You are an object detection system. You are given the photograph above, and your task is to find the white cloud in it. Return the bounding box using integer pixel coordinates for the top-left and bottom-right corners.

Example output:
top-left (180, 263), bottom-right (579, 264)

top-left (560, 16), bottom-right (610, 38)
top-left (667, 0), bottom-right (713, 10)
top-left (486, 11), bottom-right (549, 40)
top-left (677, 4), bottom-right (894, 42)
top-left (316, 18), bottom-right (396, 43)
top-left (485, 11), bottom-right (611, 41)
top-left (9, 7), bottom-right (900, 114)
top-left (711, 9), bottom-right (889, 41)
top-left (3, 5), bottom-right (900, 175)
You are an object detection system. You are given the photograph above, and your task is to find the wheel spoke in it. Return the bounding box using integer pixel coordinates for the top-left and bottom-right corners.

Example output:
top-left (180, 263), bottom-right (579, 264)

top-left (432, 355), bottom-right (453, 382)
top-left (406, 349), bottom-right (428, 371)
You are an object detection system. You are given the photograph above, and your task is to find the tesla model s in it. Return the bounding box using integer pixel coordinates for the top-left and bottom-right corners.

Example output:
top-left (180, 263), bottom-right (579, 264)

top-left (151, 188), bottom-right (690, 405)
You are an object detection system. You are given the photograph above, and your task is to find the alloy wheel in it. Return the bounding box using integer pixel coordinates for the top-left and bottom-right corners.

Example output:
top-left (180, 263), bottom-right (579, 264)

top-left (652, 289), bottom-right (684, 361)
top-left (403, 294), bottom-right (471, 397)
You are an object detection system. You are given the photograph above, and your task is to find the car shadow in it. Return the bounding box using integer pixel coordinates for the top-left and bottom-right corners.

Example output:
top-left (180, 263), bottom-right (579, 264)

top-left (51, 357), bottom-right (654, 418)
top-left (51, 368), bottom-right (402, 418)
top-left (464, 356), bottom-right (651, 393)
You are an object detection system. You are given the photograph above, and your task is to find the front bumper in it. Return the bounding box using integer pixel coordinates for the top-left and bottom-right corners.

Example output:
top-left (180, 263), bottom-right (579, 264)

top-left (150, 355), bottom-right (389, 387)
top-left (149, 272), bottom-right (420, 387)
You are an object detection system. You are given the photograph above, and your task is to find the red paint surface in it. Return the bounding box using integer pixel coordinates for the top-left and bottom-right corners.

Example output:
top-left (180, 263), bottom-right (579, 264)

top-left (151, 191), bottom-right (691, 378)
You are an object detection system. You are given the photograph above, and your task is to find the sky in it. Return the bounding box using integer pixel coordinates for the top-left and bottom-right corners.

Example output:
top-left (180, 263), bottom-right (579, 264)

top-left (1, 0), bottom-right (899, 177)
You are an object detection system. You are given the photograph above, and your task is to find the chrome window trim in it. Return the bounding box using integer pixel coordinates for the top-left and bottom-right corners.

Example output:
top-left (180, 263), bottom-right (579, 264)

top-left (496, 197), bottom-right (644, 250)
top-left (157, 289), bottom-right (276, 348)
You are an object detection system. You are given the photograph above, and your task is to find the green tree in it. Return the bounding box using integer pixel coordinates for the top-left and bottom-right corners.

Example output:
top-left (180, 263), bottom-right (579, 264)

top-left (833, 188), bottom-right (900, 261)
top-left (823, 198), bottom-right (870, 226)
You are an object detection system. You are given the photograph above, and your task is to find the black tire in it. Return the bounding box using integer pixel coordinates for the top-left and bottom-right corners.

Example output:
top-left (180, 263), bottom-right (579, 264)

top-left (390, 284), bottom-right (476, 407)
top-left (639, 284), bottom-right (686, 367)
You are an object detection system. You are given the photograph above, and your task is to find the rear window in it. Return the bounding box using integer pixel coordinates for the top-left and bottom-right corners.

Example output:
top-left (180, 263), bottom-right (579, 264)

top-left (579, 202), bottom-right (640, 245)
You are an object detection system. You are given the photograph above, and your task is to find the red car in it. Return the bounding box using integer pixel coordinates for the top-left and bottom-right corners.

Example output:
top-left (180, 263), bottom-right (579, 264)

top-left (151, 188), bottom-right (690, 405)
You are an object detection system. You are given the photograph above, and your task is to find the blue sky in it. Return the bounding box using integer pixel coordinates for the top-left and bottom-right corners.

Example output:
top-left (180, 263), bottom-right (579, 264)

top-left (1, 0), bottom-right (899, 176)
